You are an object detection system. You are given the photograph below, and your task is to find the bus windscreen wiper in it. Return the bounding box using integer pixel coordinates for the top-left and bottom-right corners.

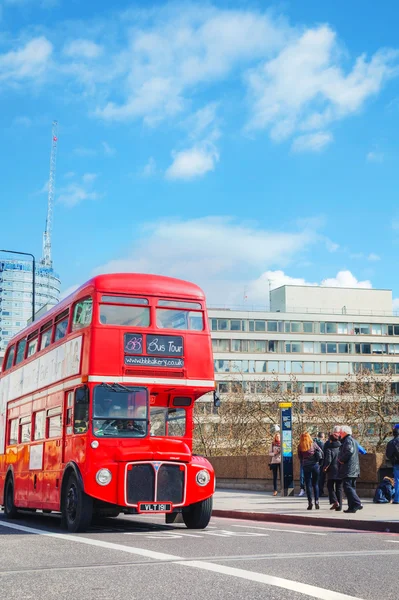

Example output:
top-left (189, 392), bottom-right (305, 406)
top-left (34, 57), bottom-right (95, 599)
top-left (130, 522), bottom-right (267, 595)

top-left (100, 382), bottom-right (132, 393)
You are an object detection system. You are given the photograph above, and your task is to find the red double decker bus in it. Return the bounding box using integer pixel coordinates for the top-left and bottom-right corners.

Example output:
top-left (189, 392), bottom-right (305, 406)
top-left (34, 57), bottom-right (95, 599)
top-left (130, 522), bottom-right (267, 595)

top-left (0, 273), bottom-right (216, 532)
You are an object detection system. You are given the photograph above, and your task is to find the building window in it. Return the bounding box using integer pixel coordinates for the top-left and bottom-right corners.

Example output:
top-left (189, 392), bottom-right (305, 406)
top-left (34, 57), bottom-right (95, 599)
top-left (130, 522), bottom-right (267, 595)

top-left (255, 361), bottom-right (266, 373)
top-left (267, 321), bottom-right (278, 332)
top-left (303, 341), bottom-right (314, 353)
top-left (292, 361), bottom-right (303, 373)
top-left (303, 322), bottom-right (313, 333)
top-left (230, 320), bottom-right (242, 331)
top-left (372, 324), bottom-right (382, 335)
top-left (255, 320), bottom-right (266, 332)
top-left (231, 339), bottom-right (241, 352)
top-left (303, 362), bottom-right (314, 374)
top-left (354, 323), bottom-right (370, 335)
top-left (218, 319), bottom-right (228, 331)
top-left (304, 382), bottom-right (319, 394)
top-left (338, 343), bottom-right (350, 354)
top-left (268, 361), bottom-right (279, 373)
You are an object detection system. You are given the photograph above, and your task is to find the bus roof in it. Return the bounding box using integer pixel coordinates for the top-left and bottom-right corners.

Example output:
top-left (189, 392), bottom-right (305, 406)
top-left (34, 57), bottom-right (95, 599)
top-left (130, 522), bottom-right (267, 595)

top-left (5, 273), bottom-right (206, 347)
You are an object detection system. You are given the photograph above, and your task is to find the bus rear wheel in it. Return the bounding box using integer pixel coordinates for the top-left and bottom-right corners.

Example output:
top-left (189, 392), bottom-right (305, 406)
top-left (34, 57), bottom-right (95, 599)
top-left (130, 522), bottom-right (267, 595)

top-left (62, 473), bottom-right (93, 533)
top-left (4, 478), bottom-right (19, 519)
top-left (182, 497), bottom-right (213, 529)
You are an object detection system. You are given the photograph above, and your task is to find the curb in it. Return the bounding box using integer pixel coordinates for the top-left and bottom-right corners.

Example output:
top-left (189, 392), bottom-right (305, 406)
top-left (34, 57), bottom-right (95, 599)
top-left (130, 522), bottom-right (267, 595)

top-left (212, 509), bottom-right (399, 533)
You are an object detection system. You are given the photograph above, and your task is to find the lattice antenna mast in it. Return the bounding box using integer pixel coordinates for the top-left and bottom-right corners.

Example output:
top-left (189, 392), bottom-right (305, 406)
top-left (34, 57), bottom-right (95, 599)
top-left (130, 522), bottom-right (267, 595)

top-left (42, 121), bottom-right (58, 267)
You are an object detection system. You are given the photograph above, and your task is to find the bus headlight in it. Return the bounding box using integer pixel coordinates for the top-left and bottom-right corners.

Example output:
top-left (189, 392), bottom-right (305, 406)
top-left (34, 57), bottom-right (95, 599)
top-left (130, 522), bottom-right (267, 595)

top-left (196, 469), bottom-right (210, 486)
top-left (96, 468), bottom-right (112, 486)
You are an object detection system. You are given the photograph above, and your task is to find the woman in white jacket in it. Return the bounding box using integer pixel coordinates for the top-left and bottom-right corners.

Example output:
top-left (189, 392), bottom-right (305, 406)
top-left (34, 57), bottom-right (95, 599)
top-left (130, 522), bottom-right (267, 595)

top-left (269, 432), bottom-right (281, 496)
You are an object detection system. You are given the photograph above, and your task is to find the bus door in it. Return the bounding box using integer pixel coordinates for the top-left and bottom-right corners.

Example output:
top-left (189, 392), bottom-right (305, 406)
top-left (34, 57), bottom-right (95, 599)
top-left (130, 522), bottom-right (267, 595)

top-left (63, 387), bottom-right (89, 466)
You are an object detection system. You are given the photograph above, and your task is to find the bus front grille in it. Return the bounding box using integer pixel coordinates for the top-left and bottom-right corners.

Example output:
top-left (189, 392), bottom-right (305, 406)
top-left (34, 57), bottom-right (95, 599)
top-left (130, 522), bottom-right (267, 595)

top-left (126, 462), bottom-right (185, 505)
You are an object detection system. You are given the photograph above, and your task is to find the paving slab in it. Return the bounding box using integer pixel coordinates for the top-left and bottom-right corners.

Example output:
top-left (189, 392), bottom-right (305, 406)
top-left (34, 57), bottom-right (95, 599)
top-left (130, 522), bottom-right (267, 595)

top-left (212, 489), bottom-right (399, 533)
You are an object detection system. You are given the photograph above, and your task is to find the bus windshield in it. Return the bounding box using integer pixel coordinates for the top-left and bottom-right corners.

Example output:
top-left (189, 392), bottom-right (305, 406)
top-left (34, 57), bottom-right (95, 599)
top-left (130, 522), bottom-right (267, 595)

top-left (93, 385), bottom-right (148, 438)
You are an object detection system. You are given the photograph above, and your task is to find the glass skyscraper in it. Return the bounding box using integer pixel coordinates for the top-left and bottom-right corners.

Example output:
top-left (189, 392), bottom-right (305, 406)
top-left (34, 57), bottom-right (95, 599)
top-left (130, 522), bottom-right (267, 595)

top-left (0, 258), bottom-right (61, 354)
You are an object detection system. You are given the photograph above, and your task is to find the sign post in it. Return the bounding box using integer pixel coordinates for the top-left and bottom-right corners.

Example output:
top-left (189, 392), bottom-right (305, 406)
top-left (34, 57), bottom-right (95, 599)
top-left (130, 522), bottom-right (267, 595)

top-left (279, 402), bottom-right (294, 496)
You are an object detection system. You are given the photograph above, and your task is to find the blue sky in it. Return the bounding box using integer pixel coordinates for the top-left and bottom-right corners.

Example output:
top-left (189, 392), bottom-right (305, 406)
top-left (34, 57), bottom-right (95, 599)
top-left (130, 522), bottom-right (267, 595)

top-left (1, 0), bottom-right (399, 308)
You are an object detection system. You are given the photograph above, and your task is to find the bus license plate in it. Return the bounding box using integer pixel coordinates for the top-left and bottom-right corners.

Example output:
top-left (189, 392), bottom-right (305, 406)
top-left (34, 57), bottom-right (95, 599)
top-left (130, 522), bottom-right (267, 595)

top-left (138, 502), bottom-right (172, 513)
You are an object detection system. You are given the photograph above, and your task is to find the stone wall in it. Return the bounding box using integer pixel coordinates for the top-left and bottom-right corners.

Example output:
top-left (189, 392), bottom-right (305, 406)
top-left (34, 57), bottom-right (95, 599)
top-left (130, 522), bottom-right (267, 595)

top-left (208, 454), bottom-right (389, 497)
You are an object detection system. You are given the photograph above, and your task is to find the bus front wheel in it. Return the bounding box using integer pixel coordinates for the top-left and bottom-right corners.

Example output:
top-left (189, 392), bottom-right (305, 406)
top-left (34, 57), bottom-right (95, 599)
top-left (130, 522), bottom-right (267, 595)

top-left (4, 477), bottom-right (19, 519)
top-left (182, 497), bottom-right (213, 529)
top-left (62, 473), bottom-right (93, 533)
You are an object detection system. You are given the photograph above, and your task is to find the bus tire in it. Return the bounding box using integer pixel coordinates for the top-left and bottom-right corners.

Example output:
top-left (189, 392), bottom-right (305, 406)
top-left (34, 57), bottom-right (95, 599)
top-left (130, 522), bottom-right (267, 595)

top-left (182, 496), bottom-right (213, 529)
top-left (62, 473), bottom-right (93, 533)
top-left (4, 477), bottom-right (19, 520)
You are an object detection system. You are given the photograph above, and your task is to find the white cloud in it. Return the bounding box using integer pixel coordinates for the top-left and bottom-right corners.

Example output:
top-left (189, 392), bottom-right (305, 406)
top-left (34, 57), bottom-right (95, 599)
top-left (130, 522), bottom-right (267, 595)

top-left (246, 25), bottom-right (399, 142)
top-left (366, 151), bottom-right (384, 163)
top-left (141, 157), bottom-right (157, 177)
top-left (57, 173), bottom-right (99, 208)
top-left (95, 7), bottom-right (288, 123)
top-left (63, 39), bottom-right (103, 59)
top-left (367, 253), bottom-right (381, 261)
top-left (291, 131), bottom-right (333, 153)
top-left (60, 284), bottom-right (80, 299)
top-left (321, 270), bottom-right (372, 289)
top-left (166, 145), bottom-right (219, 180)
top-left (102, 141), bottom-right (116, 156)
top-left (93, 216), bottom-right (319, 305)
top-left (0, 37), bottom-right (52, 82)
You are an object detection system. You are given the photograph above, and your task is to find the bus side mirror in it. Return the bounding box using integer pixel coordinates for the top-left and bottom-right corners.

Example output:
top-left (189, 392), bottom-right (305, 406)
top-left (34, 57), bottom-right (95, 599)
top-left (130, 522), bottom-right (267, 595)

top-left (213, 391), bottom-right (221, 408)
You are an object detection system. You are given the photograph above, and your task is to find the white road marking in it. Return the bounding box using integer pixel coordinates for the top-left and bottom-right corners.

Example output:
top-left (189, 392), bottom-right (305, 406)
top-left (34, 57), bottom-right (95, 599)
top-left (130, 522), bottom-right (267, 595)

top-left (232, 524), bottom-right (327, 536)
top-left (385, 540), bottom-right (399, 543)
top-left (181, 560), bottom-right (366, 600)
top-left (0, 520), bottom-right (366, 600)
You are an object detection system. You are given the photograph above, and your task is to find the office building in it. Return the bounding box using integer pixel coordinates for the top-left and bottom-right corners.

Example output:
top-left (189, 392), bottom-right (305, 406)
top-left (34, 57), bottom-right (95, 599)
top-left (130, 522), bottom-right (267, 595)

top-left (0, 259), bottom-right (60, 361)
top-left (206, 285), bottom-right (399, 403)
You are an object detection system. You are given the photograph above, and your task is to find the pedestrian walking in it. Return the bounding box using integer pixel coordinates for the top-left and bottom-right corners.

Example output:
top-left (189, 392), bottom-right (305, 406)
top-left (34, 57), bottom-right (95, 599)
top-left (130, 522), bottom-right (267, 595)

top-left (323, 432), bottom-right (343, 511)
top-left (386, 424), bottom-right (399, 505)
top-left (337, 425), bottom-right (363, 514)
top-left (298, 432), bottom-right (323, 510)
top-left (269, 431), bottom-right (281, 496)
top-left (315, 432), bottom-right (326, 496)
top-left (297, 465), bottom-right (305, 497)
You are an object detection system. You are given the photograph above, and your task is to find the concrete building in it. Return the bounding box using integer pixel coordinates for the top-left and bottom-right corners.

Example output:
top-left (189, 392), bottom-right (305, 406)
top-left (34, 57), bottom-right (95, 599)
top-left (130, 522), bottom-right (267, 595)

top-left (0, 258), bottom-right (61, 364)
top-left (205, 285), bottom-right (399, 407)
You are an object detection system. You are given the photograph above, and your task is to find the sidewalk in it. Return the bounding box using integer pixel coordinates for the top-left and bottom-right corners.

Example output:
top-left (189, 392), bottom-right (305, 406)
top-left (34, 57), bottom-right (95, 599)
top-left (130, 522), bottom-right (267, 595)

top-left (212, 489), bottom-right (399, 533)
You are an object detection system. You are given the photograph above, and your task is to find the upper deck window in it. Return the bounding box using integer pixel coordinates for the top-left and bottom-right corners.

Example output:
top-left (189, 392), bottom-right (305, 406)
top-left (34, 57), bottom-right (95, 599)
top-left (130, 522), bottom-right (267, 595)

top-left (54, 309), bottom-right (69, 342)
top-left (102, 295), bottom-right (148, 305)
top-left (27, 330), bottom-right (39, 358)
top-left (40, 327), bottom-right (52, 350)
top-left (158, 299), bottom-right (201, 309)
top-left (4, 346), bottom-right (15, 370)
top-left (15, 339), bottom-right (27, 365)
top-left (72, 297), bottom-right (93, 331)
top-left (99, 304), bottom-right (150, 327)
top-left (156, 309), bottom-right (204, 331)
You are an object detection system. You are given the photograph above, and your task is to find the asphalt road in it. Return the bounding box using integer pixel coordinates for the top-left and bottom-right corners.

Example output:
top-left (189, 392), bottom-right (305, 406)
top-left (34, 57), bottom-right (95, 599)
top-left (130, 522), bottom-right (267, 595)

top-left (0, 510), bottom-right (398, 600)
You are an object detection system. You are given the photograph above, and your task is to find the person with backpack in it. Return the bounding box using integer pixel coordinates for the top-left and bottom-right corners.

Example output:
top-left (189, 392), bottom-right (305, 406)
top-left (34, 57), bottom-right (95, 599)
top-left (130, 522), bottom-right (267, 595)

top-left (298, 432), bottom-right (323, 510)
top-left (386, 424), bottom-right (399, 505)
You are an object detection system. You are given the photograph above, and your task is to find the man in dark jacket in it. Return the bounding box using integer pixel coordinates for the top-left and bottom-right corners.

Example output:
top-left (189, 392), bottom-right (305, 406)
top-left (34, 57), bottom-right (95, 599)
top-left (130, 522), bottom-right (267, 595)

top-left (386, 424), bottom-right (399, 504)
top-left (337, 425), bottom-right (362, 513)
top-left (324, 433), bottom-right (342, 510)
top-left (315, 432), bottom-right (326, 496)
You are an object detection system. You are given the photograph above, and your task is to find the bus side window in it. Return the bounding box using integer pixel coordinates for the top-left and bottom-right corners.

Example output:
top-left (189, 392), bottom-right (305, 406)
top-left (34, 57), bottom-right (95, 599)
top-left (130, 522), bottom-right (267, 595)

top-left (4, 346), bottom-right (15, 370)
top-left (72, 298), bottom-right (93, 331)
top-left (34, 410), bottom-right (46, 441)
top-left (74, 387), bottom-right (89, 434)
top-left (9, 418), bottom-right (18, 445)
top-left (15, 339), bottom-right (27, 365)
top-left (20, 419), bottom-right (31, 443)
top-left (48, 409), bottom-right (62, 438)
